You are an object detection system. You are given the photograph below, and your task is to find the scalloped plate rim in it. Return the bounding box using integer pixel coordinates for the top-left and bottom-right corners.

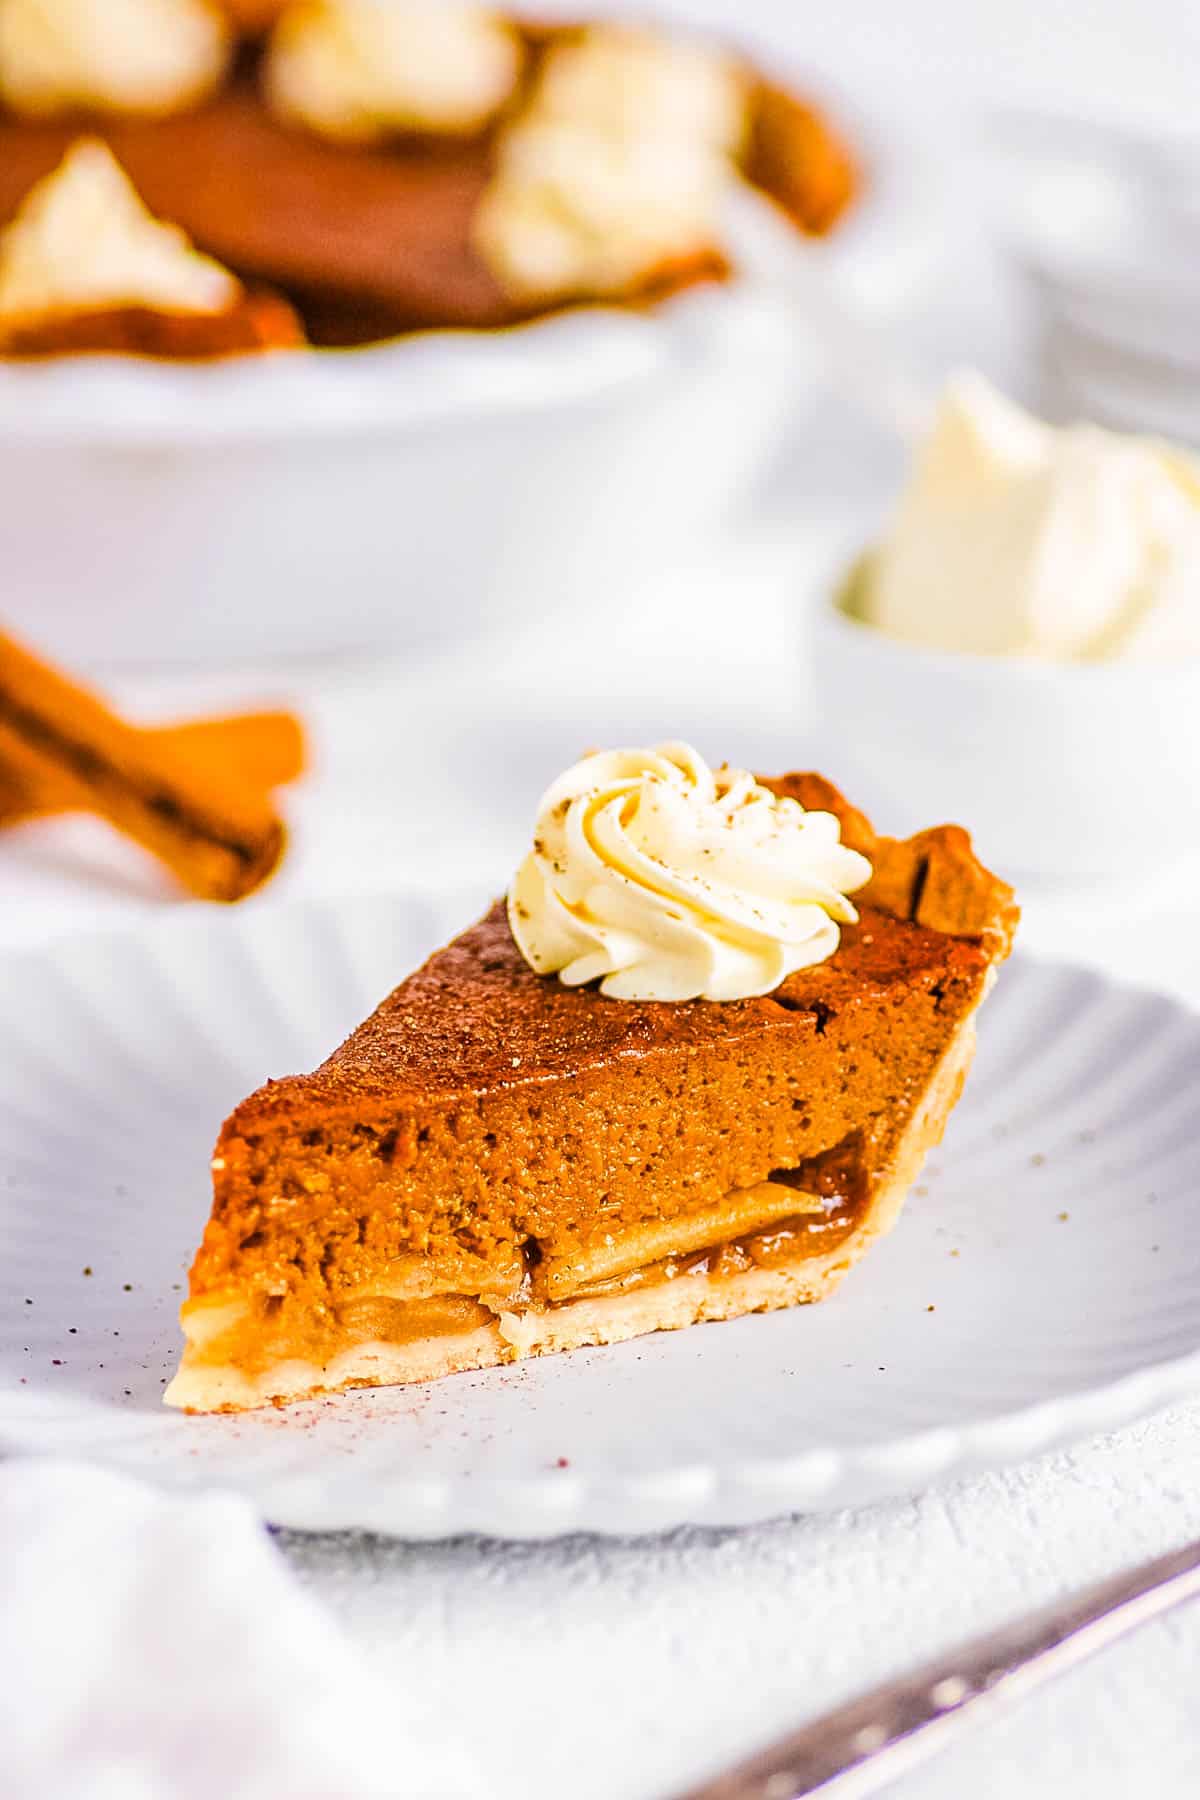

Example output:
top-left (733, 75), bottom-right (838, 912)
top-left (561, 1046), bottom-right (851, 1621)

top-left (1, 891), bottom-right (1198, 1539)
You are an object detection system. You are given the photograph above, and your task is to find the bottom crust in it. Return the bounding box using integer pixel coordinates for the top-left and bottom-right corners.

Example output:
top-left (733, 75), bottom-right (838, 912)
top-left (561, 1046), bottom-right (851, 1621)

top-left (165, 1001), bottom-right (980, 1414)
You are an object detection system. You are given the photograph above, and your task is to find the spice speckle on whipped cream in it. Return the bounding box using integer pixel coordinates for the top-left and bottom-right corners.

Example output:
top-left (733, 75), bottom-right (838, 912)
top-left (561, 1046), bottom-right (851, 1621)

top-left (859, 372), bottom-right (1200, 661)
top-left (507, 743), bottom-right (872, 1003)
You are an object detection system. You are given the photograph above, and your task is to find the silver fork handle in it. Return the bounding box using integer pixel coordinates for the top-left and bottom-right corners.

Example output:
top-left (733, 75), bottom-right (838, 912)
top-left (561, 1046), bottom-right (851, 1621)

top-left (676, 1537), bottom-right (1200, 1800)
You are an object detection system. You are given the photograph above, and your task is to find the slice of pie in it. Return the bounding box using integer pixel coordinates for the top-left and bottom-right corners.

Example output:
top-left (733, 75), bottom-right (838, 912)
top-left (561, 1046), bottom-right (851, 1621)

top-left (166, 771), bottom-right (1016, 1412)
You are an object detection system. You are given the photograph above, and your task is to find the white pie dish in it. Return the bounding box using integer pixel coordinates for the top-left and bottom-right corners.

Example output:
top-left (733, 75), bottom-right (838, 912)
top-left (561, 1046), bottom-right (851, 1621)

top-left (808, 559), bottom-right (1200, 886)
top-left (0, 285), bottom-right (806, 669)
top-left (2, 888), bottom-right (1199, 1539)
top-left (0, 102), bottom-right (945, 669)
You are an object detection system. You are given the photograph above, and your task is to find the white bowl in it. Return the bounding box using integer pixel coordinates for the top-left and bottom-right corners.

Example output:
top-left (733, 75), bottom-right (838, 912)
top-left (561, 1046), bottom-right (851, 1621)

top-left (0, 106), bottom-right (945, 669)
top-left (809, 558), bottom-right (1200, 884)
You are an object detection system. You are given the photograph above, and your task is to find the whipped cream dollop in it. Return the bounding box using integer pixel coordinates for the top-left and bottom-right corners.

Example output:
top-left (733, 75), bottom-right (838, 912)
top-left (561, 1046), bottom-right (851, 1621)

top-left (863, 373), bottom-right (1200, 661)
top-left (507, 744), bottom-right (873, 1004)
top-left (474, 24), bottom-right (745, 303)
top-left (0, 139), bottom-right (240, 326)
top-left (534, 25), bottom-right (746, 155)
top-left (475, 122), bottom-right (732, 303)
top-left (0, 0), bottom-right (230, 118)
top-left (265, 0), bottom-right (522, 142)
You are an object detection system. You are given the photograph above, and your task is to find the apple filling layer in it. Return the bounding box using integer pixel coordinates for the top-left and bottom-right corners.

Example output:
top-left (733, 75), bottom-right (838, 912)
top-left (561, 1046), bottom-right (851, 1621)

top-left (177, 1167), bottom-right (867, 1388)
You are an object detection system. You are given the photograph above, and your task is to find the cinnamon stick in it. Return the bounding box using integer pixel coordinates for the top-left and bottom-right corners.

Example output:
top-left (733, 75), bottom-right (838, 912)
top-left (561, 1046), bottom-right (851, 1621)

top-left (0, 631), bottom-right (302, 902)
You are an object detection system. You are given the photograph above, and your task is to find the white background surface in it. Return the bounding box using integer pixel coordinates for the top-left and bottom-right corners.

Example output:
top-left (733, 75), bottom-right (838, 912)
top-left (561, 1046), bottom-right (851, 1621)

top-left (4, 3), bottom-right (1200, 1796)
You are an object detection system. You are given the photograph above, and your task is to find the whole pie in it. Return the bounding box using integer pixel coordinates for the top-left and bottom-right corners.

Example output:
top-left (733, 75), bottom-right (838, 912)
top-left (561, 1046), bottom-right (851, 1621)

top-left (0, 7), bottom-right (858, 348)
top-left (166, 770), bottom-right (1016, 1412)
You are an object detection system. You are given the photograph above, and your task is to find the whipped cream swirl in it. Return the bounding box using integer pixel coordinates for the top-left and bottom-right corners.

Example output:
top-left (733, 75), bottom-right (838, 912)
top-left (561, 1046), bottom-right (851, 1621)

top-left (0, 0), bottom-right (230, 119)
top-left (507, 744), bottom-right (872, 1003)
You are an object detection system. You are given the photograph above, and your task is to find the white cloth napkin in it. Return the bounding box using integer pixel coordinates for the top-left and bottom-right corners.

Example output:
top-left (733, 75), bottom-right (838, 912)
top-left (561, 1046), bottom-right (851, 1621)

top-left (0, 1459), bottom-right (477, 1800)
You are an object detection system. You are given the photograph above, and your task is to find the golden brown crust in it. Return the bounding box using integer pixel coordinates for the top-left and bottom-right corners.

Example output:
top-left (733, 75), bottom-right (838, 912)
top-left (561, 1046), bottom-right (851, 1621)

top-left (742, 78), bottom-right (859, 236)
top-left (766, 774), bottom-right (1020, 957)
top-left (0, 285), bottom-right (305, 359)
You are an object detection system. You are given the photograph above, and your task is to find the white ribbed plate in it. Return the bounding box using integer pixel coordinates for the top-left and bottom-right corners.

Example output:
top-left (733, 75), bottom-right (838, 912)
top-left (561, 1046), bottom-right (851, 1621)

top-left (2, 892), bottom-right (1199, 1538)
